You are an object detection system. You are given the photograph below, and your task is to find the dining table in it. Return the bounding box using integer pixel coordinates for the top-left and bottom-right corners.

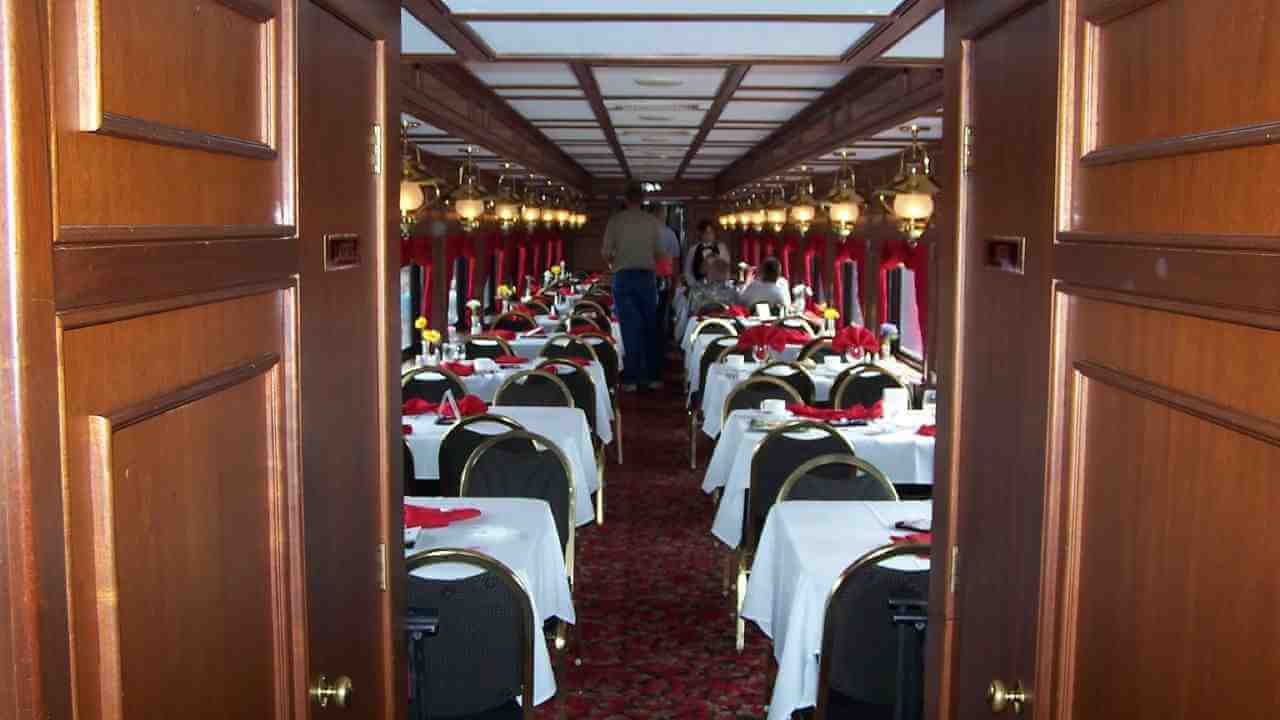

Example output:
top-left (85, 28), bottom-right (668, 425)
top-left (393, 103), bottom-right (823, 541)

top-left (503, 322), bottom-right (625, 360)
top-left (704, 408), bottom-right (936, 547)
top-left (743, 500), bottom-right (933, 720)
top-left (403, 405), bottom-right (600, 527)
top-left (406, 496), bottom-right (574, 708)
top-left (443, 358), bottom-right (613, 444)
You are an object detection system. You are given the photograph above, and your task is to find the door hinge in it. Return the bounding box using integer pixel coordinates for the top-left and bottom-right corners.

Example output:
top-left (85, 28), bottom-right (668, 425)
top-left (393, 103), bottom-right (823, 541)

top-left (377, 542), bottom-right (388, 591)
top-left (961, 124), bottom-right (975, 175)
top-left (370, 123), bottom-right (383, 176)
top-left (949, 545), bottom-right (959, 594)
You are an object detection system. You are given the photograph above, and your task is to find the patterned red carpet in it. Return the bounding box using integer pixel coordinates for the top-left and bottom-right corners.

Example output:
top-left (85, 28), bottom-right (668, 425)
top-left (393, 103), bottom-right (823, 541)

top-left (536, 371), bottom-right (771, 719)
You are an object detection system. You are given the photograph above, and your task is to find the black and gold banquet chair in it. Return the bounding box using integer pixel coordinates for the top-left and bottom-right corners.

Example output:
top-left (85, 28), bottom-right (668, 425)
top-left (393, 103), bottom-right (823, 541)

top-left (687, 335), bottom-right (742, 470)
top-left (802, 543), bottom-right (931, 720)
top-left (401, 365), bottom-right (468, 404)
top-left (405, 549), bottom-right (535, 720)
top-left (577, 331), bottom-right (623, 464)
top-left (720, 375), bottom-right (805, 433)
top-left (538, 333), bottom-right (600, 365)
top-left (752, 361), bottom-right (817, 406)
top-left (734, 421), bottom-right (854, 652)
top-left (776, 454), bottom-right (899, 503)
top-left (490, 310), bottom-right (538, 333)
top-left (537, 358), bottom-right (607, 526)
top-left (831, 364), bottom-right (907, 411)
top-left (464, 334), bottom-right (515, 360)
top-left (774, 316), bottom-right (818, 337)
top-left (438, 414), bottom-right (526, 497)
top-left (798, 337), bottom-right (840, 363)
top-left (493, 369), bottom-right (574, 409)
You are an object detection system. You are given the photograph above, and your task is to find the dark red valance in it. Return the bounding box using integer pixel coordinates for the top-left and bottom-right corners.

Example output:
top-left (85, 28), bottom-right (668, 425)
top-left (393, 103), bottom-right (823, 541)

top-left (831, 240), bottom-right (867, 328)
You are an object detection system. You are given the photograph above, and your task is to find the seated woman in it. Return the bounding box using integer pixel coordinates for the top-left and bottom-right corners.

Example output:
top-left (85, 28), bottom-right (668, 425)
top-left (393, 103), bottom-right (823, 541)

top-left (739, 256), bottom-right (790, 312)
top-left (686, 257), bottom-right (742, 315)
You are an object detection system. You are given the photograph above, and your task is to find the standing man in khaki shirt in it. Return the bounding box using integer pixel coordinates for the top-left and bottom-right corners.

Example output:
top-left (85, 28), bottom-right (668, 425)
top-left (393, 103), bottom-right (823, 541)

top-left (602, 184), bottom-right (668, 391)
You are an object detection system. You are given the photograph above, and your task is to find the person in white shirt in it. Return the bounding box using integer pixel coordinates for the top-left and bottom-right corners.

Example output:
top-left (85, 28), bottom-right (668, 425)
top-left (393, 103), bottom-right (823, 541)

top-left (683, 220), bottom-right (731, 288)
top-left (739, 256), bottom-right (790, 312)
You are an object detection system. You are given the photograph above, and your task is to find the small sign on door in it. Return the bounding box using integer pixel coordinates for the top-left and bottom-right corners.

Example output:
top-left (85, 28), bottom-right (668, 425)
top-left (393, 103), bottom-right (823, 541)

top-left (324, 233), bottom-right (361, 271)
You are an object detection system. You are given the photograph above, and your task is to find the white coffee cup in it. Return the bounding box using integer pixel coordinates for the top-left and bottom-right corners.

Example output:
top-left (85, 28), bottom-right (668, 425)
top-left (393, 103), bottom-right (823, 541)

top-left (759, 398), bottom-right (788, 416)
top-left (882, 387), bottom-right (910, 418)
top-left (725, 354), bottom-right (746, 369)
top-left (755, 303), bottom-right (772, 320)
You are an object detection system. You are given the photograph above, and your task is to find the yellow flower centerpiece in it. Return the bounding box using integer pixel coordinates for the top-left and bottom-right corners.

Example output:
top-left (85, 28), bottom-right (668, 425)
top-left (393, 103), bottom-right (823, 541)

top-left (414, 316), bottom-right (428, 330)
top-left (550, 264), bottom-right (562, 277)
top-left (821, 306), bottom-right (840, 336)
top-left (822, 307), bottom-right (840, 321)
top-left (497, 284), bottom-right (515, 299)
top-left (421, 329), bottom-right (442, 345)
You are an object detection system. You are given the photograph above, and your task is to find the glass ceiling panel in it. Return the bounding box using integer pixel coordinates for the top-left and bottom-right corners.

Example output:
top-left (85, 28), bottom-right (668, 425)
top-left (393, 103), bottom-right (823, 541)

top-left (719, 100), bottom-right (809, 122)
top-left (542, 127), bottom-right (608, 140)
top-left (505, 99), bottom-right (597, 120)
top-left (594, 67), bottom-right (726, 98)
top-left (882, 10), bottom-right (944, 58)
top-left (872, 116), bottom-right (943, 140)
top-left (468, 21), bottom-right (874, 58)
top-left (465, 62), bottom-right (577, 85)
top-left (446, 1), bottom-right (900, 14)
top-left (402, 9), bottom-right (455, 54)
top-left (739, 64), bottom-right (850, 88)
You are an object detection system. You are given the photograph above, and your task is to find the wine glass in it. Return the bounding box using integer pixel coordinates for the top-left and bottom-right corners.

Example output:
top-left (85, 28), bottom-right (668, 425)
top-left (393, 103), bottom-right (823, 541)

top-left (752, 344), bottom-right (769, 364)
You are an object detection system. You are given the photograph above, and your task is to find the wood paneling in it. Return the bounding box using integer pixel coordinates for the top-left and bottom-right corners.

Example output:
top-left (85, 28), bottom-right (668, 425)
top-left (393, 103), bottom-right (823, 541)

top-left (60, 290), bottom-right (301, 720)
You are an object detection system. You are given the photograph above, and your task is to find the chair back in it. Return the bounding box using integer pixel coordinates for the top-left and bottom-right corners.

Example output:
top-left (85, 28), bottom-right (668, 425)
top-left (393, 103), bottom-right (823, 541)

top-left (722, 376), bottom-right (804, 427)
top-left (565, 314), bottom-right (605, 336)
top-left (403, 440), bottom-right (440, 497)
top-left (584, 290), bottom-right (613, 311)
top-left (493, 369), bottom-right (574, 408)
top-left (689, 318), bottom-right (738, 343)
top-left (714, 342), bottom-right (755, 365)
top-left (692, 337), bottom-right (740, 408)
top-left (579, 334), bottom-right (620, 390)
top-left (536, 360), bottom-right (599, 440)
top-left (746, 422), bottom-right (853, 550)
top-left (694, 300), bottom-right (730, 316)
top-left (539, 333), bottom-right (600, 364)
top-left (401, 366), bottom-right (467, 404)
top-left (491, 311), bottom-right (537, 332)
top-left (438, 414), bottom-right (525, 496)
top-left (574, 299), bottom-right (610, 319)
top-left (752, 361), bottom-right (816, 405)
top-left (799, 337), bottom-right (840, 362)
top-left (774, 317), bottom-right (817, 337)
top-left (465, 335), bottom-right (514, 360)
top-left (405, 549), bottom-right (535, 720)
top-left (777, 453), bottom-right (899, 502)
top-left (832, 364), bottom-right (907, 410)
top-left (460, 431), bottom-right (575, 575)
top-left (815, 544), bottom-right (930, 720)
top-left (524, 299), bottom-right (551, 316)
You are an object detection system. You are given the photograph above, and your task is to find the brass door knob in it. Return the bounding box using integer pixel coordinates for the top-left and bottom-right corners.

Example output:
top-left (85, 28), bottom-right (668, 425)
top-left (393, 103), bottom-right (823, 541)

top-left (988, 679), bottom-right (1029, 715)
top-left (311, 674), bottom-right (354, 709)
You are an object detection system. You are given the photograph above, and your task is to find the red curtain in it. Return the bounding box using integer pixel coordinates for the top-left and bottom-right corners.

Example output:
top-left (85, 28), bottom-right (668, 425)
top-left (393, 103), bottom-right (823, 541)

top-left (801, 234), bottom-right (822, 290)
top-left (530, 230), bottom-right (543, 279)
top-left (779, 234), bottom-right (801, 282)
top-left (444, 234), bottom-right (476, 301)
top-left (400, 234), bottom-right (433, 321)
top-left (761, 234), bottom-right (778, 261)
top-left (879, 239), bottom-right (929, 345)
top-left (831, 240), bottom-right (867, 328)
top-left (515, 233), bottom-right (530, 294)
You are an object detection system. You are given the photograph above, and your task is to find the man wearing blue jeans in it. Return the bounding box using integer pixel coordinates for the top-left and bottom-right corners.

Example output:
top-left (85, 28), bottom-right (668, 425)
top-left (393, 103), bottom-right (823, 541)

top-left (602, 184), bottom-right (668, 391)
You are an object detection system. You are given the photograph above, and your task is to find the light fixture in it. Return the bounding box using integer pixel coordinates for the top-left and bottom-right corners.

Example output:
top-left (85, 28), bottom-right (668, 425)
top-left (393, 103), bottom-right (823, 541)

top-left (766, 183), bottom-right (789, 234)
top-left (748, 189), bottom-right (767, 232)
top-left (787, 167), bottom-right (818, 235)
top-left (491, 162), bottom-right (522, 232)
top-left (521, 176), bottom-right (544, 229)
top-left (448, 146), bottom-right (487, 233)
top-left (735, 193), bottom-right (754, 229)
top-left (879, 125), bottom-right (941, 242)
top-left (824, 150), bottom-right (864, 238)
top-left (398, 121), bottom-right (441, 234)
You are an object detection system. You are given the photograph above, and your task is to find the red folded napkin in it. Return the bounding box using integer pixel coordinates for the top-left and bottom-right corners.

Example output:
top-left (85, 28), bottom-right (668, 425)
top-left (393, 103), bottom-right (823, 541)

top-left (831, 325), bottom-right (880, 356)
top-left (735, 325), bottom-right (810, 352)
top-left (486, 329), bottom-right (516, 341)
top-left (558, 287), bottom-right (574, 296)
top-left (402, 398), bottom-right (433, 416)
top-left (569, 324), bottom-right (606, 337)
top-left (441, 361), bottom-right (474, 377)
top-left (916, 425), bottom-right (936, 437)
top-left (785, 401), bottom-right (884, 422)
top-left (655, 257), bottom-right (674, 277)
top-left (889, 532), bottom-right (932, 557)
top-left (402, 424), bottom-right (413, 435)
top-left (401, 395), bottom-right (489, 418)
top-left (404, 505), bottom-right (482, 529)
top-left (708, 305), bottom-right (748, 318)
top-left (494, 354), bottom-right (527, 365)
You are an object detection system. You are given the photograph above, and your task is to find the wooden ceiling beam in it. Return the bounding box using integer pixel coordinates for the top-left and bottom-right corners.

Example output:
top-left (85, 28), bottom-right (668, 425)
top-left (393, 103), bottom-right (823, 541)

top-left (402, 62), bottom-right (591, 189)
top-left (841, 0), bottom-right (944, 65)
top-left (716, 67), bottom-right (943, 192)
top-left (675, 64), bottom-right (749, 180)
top-left (570, 62), bottom-right (632, 180)
top-left (402, 0), bottom-right (495, 61)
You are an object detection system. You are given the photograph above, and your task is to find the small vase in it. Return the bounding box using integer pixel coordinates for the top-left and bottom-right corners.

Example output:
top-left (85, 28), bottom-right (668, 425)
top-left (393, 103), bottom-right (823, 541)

top-left (425, 344), bottom-right (440, 366)
top-left (881, 341), bottom-right (892, 360)
top-left (824, 318), bottom-right (836, 337)
top-left (470, 315), bottom-right (482, 336)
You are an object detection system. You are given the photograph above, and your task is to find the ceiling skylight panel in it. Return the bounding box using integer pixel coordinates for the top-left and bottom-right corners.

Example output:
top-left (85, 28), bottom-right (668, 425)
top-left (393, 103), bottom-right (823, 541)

top-left (467, 21), bottom-right (874, 58)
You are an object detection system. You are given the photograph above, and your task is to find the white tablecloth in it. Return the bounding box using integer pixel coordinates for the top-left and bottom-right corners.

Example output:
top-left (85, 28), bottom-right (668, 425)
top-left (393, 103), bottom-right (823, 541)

top-left (744, 501), bottom-right (932, 720)
top-left (679, 316), bottom-right (765, 353)
top-left (699, 363), bottom-right (847, 437)
top-left (455, 360), bottom-right (614, 444)
top-left (506, 323), bottom-right (625, 359)
top-left (685, 336), bottom-right (802, 394)
top-left (406, 497), bottom-right (574, 707)
top-left (705, 409), bottom-right (936, 547)
top-left (403, 406), bottom-right (600, 527)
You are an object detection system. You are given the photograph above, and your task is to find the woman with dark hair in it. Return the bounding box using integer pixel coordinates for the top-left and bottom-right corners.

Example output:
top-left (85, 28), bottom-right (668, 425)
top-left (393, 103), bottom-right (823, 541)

top-left (683, 219), bottom-right (730, 287)
top-left (739, 256), bottom-right (790, 310)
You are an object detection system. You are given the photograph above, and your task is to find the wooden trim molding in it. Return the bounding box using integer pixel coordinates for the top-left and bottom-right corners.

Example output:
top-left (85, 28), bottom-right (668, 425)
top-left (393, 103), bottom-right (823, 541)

top-left (1081, 0), bottom-right (1163, 24)
top-left (57, 224), bottom-right (296, 244)
top-left (105, 353), bottom-right (280, 429)
top-left (676, 64), bottom-right (749, 179)
top-left (58, 280), bottom-right (297, 330)
top-left (571, 62), bottom-right (631, 180)
top-left (1075, 361), bottom-right (1280, 446)
top-left (216, 0), bottom-right (275, 22)
top-left (1058, 230), bottom-right (1280, 253)
top-left (1080, 121), bottom-right (1280, 167)
top-left (96, 112), bottom-right (276, 160)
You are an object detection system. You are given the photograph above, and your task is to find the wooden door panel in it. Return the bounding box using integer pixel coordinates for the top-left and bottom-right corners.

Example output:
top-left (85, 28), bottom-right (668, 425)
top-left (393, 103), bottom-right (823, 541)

top-left (60, 290), bottom-right (303, 720)
top-left (948, 2), bottom-right (1059, 717)
top-left (1051, 294), bottom-right (1280, 719)
top-left (1071, 0), bottom-right (1280, 236)
top-left (52, 0), bottom-right (287, 229)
